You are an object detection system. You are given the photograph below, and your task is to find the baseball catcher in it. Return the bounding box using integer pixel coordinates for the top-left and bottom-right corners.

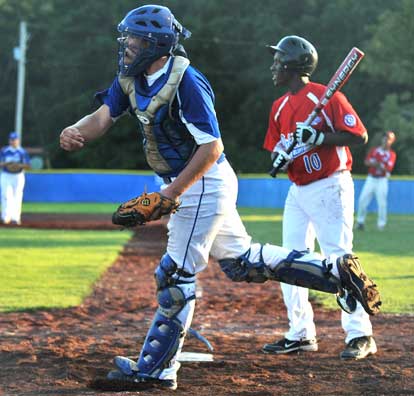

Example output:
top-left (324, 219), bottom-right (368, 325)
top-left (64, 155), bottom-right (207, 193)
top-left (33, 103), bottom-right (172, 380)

top-left (112, 192), bottom-right (180, 227)
top-left (60, 5), bottom-right (381, 391)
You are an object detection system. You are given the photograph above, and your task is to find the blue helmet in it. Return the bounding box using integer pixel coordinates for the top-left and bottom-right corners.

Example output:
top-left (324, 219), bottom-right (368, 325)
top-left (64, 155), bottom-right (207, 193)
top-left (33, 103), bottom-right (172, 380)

top-left (9, 131), bottom-right (18, 140)
top-left (117, 5), bottom-right (191, 76)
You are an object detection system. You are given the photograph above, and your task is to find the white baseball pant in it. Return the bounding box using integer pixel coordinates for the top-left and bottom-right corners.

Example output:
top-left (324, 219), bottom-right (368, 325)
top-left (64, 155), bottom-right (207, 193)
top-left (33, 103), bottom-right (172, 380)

top-left (281, 171), bottom-right (373, 344)
top-left (357, 175), bottom-right (389, 228)
top-left (1, 172), bottom-right (25, 223)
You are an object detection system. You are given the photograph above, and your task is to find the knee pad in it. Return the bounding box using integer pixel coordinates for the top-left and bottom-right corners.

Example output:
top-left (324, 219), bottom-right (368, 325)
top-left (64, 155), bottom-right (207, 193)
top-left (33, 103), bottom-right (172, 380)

top-left (218, 246), bottom-right (270, 283)
top-left (154, 254), bottom-right (177, 290)
top-left (155, 253), bottom-right (195, 290)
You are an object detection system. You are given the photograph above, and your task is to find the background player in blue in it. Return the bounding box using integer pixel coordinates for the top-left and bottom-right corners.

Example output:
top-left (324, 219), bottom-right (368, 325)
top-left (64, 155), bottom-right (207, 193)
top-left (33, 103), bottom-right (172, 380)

top-left (0, 132), bottom-right (31, 225)
top-left (59, 5), bottom-right (380, 391)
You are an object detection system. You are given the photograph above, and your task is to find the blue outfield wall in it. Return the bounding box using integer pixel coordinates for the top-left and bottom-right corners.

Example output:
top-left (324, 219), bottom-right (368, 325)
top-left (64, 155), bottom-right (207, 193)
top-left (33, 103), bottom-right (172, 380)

top-left (17, 172), bottom-right (414, 214)
top-left (23, 173), bottom-right (162, 203)
top-left (237, 177), bottom-right (414, 214)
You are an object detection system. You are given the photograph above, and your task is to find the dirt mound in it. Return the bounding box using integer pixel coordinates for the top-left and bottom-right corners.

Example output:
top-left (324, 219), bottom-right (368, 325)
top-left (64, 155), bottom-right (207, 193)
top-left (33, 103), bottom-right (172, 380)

top-left (0, 215), bottom-right (413, 395)
top-left (0, 213), bottom-right (117, 230)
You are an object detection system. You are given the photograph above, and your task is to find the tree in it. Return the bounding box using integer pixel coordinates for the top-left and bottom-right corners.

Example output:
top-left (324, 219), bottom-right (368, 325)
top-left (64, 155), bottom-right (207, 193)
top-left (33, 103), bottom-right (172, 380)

top-left (362, 0), bottom-right (414, 174)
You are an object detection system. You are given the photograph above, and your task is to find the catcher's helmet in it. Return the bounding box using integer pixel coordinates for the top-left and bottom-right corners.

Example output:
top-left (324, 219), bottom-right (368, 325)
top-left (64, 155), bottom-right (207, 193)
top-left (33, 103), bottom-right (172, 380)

top-left (117, 5), bottom-right (191, 76)
top-left (268, 35), bottom-right (318, 77)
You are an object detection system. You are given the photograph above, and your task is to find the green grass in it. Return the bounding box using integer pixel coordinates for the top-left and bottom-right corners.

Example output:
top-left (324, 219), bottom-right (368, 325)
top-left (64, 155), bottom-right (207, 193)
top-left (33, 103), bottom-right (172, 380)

top-left (2, 203), bottom-right (414, 314)
top-left (0, 228), bottom-right (131, 312)
top-left (23, 202), bottom-right (116, 214)
top-left (239, 208), bottom-right (414, 314)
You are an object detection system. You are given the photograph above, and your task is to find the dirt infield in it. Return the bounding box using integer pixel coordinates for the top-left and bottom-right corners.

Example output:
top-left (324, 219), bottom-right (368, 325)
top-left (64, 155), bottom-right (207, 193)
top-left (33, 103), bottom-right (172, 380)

top-left (0, 214), bottom-right (413, 396)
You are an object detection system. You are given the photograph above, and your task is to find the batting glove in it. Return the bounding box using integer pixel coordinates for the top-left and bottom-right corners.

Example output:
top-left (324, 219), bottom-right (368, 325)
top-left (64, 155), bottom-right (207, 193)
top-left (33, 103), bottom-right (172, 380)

top-left (271, 143), bottom-right (292, 172)
top-left (295, 122), bottom-right (325, 145)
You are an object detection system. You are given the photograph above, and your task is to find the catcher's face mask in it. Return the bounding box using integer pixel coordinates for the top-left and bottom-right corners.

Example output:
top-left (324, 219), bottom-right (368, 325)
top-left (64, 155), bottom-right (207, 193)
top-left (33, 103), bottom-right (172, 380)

top-left (117, 33), bottom-right (158, 76)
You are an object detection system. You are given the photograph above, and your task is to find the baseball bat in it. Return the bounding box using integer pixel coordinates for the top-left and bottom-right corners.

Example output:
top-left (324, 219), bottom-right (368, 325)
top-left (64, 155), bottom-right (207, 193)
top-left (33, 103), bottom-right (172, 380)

top-left (269, 47), bottom-right (365, 178)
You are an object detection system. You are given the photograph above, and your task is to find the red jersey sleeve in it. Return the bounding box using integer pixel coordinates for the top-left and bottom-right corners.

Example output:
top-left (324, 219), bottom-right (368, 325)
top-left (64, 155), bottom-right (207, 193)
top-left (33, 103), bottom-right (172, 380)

top-left (385, 150), bottom-right (397, 172)
top-left (365, 147), bottom-right (377, 162)
top-left (325, 91), bottom-right (366, 136)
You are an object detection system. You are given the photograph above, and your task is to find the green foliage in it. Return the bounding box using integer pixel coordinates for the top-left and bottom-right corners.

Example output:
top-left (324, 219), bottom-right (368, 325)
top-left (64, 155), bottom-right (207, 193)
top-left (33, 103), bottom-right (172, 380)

top-left (374, 94), bottom-right (414, 174)
top-left (363, 0), bottom-right (414, 85)
top-left (361, 0), bottom-right (414, 174)
top-left (0, 0), bottom-right (411, 173)
top-left (0, 228), bottom-right (131, 312)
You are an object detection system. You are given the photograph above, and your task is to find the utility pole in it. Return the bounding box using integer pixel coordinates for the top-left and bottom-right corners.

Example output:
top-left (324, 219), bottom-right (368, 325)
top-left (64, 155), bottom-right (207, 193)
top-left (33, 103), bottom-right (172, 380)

top-left (13, 21), bottom-right (28, 143)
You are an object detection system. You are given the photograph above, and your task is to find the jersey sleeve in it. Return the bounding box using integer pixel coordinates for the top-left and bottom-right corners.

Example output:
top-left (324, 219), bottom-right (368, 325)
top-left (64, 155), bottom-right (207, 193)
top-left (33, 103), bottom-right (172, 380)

top-left (327, 91), bottom-right (366, 136)
top-left (177, 67), bottom-right (221, 145)
top-left (22, 149), bottom-right (30, 164)
top-left (263, 101), bottom-right (281, 152)
top-left (385, 150), bottom-right (397, 172)
top-left (365, 147), bottom-right (376, 162)
top-left (94, 77), bottom-right (130, 118)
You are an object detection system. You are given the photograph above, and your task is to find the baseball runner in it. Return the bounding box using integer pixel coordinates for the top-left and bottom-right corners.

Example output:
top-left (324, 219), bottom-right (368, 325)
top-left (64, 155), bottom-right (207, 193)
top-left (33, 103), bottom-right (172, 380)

top-left (356, 130), bottom-right (397, 231)
top-left (263, 36), bottom-right (377, 360)
top-left (0, 132), bottom-right (31, 225)
top-left (60, 10), bottom-right (380, 391)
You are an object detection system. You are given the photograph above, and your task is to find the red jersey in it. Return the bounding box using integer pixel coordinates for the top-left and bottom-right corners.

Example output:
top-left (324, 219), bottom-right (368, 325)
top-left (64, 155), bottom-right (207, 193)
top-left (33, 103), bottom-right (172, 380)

top-left (366, 146), bottom-right (396, 177)
top-left (263, 82), bottom-right (367, 185)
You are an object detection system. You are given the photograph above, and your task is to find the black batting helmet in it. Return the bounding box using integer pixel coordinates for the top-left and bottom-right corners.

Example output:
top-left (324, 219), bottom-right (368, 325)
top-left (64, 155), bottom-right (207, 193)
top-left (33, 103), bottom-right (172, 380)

top-left (268, 35), bottom-right (318, 77)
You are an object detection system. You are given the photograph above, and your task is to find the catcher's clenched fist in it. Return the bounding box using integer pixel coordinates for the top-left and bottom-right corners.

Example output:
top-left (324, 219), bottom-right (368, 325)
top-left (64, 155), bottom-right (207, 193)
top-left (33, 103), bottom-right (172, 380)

top-left (60, 126), bottom-right (85, 151)
top-left (112, 192), bottom-right (180, 227)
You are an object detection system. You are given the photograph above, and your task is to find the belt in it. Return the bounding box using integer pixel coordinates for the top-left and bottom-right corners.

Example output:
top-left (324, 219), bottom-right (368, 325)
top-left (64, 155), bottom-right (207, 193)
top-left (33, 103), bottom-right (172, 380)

top-left (162, 176), bottom-right (176, 184)
top-left (217, 152), bottom-right (226, 164)
top-left (162, 153), bottom-right (226, 184)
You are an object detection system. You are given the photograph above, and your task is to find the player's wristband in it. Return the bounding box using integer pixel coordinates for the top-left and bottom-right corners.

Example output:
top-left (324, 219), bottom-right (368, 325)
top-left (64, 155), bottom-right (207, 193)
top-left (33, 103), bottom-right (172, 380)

top-left (315, 131), bottom-right (325, 145)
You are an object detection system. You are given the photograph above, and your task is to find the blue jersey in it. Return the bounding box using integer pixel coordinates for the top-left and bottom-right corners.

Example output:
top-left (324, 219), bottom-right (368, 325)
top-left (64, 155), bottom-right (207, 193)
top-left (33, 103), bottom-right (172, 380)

top-left (96, 61), bottom-right (221, 145)
top-left (0, 146), bottom-right (30, 174)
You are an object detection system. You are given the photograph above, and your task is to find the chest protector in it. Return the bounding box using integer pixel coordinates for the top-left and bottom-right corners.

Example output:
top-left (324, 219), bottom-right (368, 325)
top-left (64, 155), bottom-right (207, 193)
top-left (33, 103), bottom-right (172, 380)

top-left (118, 56), bottom-right (197, 177)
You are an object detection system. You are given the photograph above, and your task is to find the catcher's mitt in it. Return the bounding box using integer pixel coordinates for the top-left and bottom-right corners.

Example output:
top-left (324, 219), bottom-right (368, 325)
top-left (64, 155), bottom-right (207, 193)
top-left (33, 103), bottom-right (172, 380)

top-left (4, 162), bottom-right (23, 173)
top-left (112, 192), bottom-right (180, 227)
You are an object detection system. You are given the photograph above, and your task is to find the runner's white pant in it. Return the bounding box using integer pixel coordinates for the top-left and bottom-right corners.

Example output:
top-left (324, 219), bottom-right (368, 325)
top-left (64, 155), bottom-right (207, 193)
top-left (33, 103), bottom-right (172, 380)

top-left (157, 159), bottom-right (339, 380)
top-left (281, 171), bottom-right (372, 344)
top-left (357, 175), bottom-right (389, 228)
top-left (0, 172), bottom-right (25, 223)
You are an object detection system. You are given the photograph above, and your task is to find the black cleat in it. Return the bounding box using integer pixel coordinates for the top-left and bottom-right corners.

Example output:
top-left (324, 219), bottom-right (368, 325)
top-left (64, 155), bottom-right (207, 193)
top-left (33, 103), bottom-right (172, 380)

top-left (262, 337), bottom-right (318, 354)
top-left (106, 369), bottom-right (177, 390)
